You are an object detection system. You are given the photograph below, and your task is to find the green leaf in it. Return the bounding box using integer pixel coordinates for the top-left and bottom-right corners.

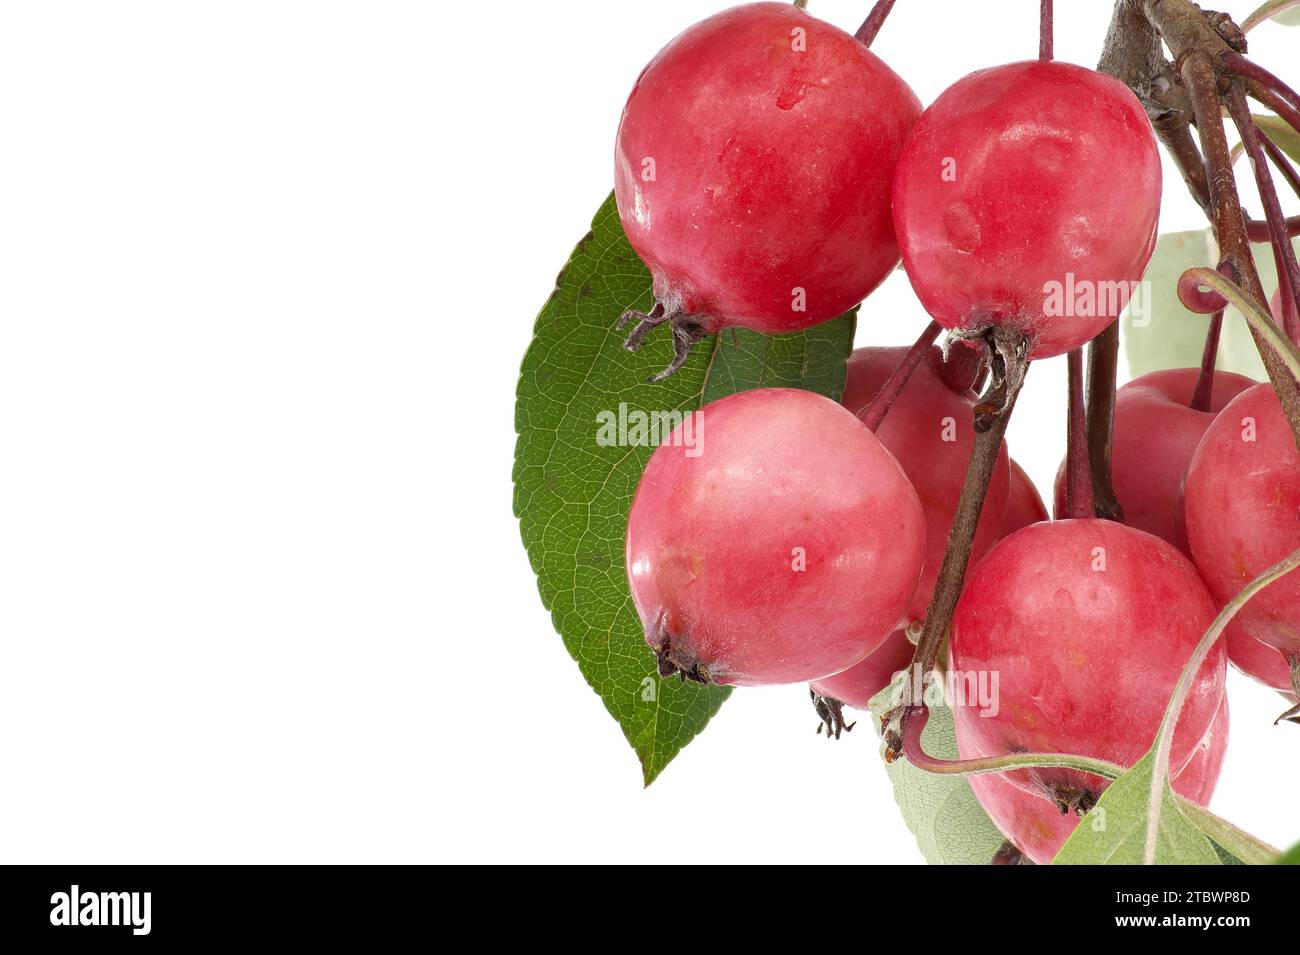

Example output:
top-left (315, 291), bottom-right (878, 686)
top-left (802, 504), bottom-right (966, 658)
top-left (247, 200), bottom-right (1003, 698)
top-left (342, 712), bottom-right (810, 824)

top-left (1123, 230), bottom-right (1300, 381)
top-left (1256, 113), bottom-right (1300, 166)
top-left (1052, 753), bottom-right (1222, 864)
top-left (1176, 797), bottom-right (1281, 865)
top-left (513, 193), bottom-right (856, 785)
top-left (1279, 841), bottom-right (1300, 864)
top-left (867, 686), bottom-right (1006, 865)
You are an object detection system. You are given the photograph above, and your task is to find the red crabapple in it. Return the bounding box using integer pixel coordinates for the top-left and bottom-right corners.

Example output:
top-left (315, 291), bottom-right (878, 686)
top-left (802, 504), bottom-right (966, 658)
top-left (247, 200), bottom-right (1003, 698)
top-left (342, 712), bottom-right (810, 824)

top-left (1184, 383), bottom-right (1300, 672)
top-left (614, 3), bottom-right (921, 377)
top-left (626, 388), bottom-right (925, 686)
top-left (1000, 459), bottom-right (1048, 537)
top-left (809, 627), bottom-right (914, 712)
top-left (949, 520), bottom-right (1226, 822)
top-left (1051, 368), bottom-right (1256, 552)
top-left (839, 346), bottom-right (1010, 620)
top-left (891, 61), bottom-right (1160, 359)
top-left (967, 696), bottom-right (1227, 864)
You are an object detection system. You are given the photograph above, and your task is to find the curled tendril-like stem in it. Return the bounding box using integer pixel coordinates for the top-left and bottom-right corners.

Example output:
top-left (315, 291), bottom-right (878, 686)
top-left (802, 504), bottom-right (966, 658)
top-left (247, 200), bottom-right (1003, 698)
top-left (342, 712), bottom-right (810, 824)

top-left (810, 689), bottom-right (855, 740)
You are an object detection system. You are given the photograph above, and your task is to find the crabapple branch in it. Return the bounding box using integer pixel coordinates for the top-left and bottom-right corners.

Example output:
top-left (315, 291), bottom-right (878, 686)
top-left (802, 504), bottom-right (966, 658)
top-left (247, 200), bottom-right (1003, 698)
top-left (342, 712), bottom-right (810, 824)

top-left (1100, 1), bottom-right (1300, 447)
top-left (1144, 544), bottom-right (1300, 863)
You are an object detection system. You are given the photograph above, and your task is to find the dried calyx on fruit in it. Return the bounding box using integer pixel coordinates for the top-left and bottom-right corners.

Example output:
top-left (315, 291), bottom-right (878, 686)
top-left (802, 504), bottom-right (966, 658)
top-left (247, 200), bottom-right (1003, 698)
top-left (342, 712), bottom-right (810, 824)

top-left (614, 2), bottom-right (920, 379)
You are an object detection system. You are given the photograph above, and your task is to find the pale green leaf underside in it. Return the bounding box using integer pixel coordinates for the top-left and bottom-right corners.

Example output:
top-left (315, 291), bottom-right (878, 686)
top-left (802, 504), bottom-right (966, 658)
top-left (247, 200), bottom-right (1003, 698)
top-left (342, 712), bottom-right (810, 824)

top-left (513, 193), bottom-right (855, 784)
top-left (1123, 231), bottom-right (1300, 382)
top-left (868, 687), bottom-right (1005, 865)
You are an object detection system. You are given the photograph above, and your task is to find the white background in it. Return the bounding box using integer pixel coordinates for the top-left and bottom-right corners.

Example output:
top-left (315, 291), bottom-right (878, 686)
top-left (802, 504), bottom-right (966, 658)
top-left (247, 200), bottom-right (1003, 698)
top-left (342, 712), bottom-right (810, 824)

top-left (0, 1), bottom-right (1295, 863)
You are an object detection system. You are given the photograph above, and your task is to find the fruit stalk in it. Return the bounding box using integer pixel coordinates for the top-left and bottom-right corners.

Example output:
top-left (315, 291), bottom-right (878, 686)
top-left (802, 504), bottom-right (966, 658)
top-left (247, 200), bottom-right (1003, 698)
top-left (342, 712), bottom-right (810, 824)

top-left (859, 320), bottom-right (942, 431)
top-left (1040, 0), bottom-right (1053, 60)
top-left (881, 331), bottom-right (1029, 757)
top-left (1225, 92), bottom-right (1300, 343)
top-left (1085, 323), bottom-right (1123, 520)
top-left (854, 0), bottom-right (897, 47)
top-left (1220, 52), bottom-right (1300, 135)
top-left (1175, 47), bottom-right (1300, 451)
top-left (1065, 348), bottom-right (1095, 518)
top-left (1189, 309), bottom-right (1224, 413)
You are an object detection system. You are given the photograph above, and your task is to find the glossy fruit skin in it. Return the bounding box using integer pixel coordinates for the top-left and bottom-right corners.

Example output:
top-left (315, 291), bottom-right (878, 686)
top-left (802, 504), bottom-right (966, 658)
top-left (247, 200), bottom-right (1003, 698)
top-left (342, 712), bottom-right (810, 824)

top-left (626, 388), bottom-right (925, 686)
top-left (809, 628), bottom-right (914, 710)
top-left (892, 61), bottom-right (1160, 359)
top-left (1052, 368), bottom-right (1256, 551)
top-left (950, 519), bottom-right (1226, 812)
top-left (615, 3), bottom-right (921, 334)
top-left (1185, 383), bottom-right (1300, 660)
top-left (1000, 459), bottom-right (1047, 537)
top-left (840, 346), bottom-right (1010, 620)
top-left (968, 696), bottom-right (1227, 863)
top-left (1228, 627), bottom-right (1298, 699)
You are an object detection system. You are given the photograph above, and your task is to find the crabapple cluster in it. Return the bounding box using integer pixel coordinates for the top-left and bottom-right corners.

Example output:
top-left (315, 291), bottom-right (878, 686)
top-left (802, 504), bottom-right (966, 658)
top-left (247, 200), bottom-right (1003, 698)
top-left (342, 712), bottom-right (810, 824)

top-left (603, 1), bottom-right (1298, 865)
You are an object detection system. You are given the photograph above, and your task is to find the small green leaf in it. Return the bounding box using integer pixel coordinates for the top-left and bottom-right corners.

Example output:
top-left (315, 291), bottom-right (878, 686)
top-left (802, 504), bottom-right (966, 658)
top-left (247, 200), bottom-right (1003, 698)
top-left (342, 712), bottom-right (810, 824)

top-left (1279, 841), bottom-right (1300, 864)
top-left (514, 193), bottom-right (856, 784)
top-left (867, 687), bottom-right (1006, 865)
top-left (1255, 114), bottom-right (1300, 165)
top-left (1123, 230), bottom-right (1299, 381)
top-left (1052, 753), bottom-right (1222, 864)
